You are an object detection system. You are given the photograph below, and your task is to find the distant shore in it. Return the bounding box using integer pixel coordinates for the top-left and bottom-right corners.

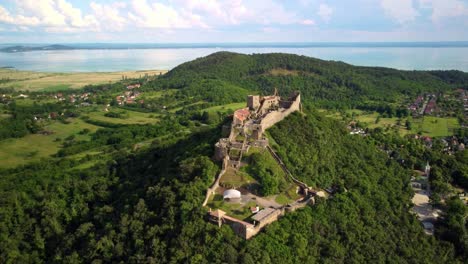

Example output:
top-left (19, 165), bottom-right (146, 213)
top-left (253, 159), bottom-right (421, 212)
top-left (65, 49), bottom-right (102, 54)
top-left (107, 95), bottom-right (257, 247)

top-left (1, 47), bottom-right (468, 73)
top-left (0, 69), bottom-right (168, 91)
top-left (2, 42), bottom-right (468, 53)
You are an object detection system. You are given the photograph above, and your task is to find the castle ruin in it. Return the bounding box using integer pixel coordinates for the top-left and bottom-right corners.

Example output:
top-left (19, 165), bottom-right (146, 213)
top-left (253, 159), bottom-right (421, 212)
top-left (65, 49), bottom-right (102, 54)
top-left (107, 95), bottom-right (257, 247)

top-left (214, 90), bottom-right (301, 164)
top-left (204, 90), bottom-right (313, 240)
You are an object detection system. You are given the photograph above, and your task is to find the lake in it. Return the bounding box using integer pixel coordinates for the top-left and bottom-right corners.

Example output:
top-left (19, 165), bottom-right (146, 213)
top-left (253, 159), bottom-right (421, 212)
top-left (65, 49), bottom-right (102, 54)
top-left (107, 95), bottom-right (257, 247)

top-left (1, 46), bottom-right (468, 72)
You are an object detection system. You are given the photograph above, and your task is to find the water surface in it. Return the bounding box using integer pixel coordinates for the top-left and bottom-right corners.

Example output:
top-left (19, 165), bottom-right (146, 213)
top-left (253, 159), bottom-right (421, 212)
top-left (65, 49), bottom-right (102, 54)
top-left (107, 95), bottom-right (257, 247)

top-left (1, 46), bottom-right (467, 72)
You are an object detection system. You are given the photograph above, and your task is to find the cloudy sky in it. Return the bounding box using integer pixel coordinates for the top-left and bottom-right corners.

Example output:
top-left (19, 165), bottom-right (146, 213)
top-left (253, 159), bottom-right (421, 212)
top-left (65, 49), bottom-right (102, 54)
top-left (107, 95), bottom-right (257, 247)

top-left (0, 0), bottom-right (467, 43)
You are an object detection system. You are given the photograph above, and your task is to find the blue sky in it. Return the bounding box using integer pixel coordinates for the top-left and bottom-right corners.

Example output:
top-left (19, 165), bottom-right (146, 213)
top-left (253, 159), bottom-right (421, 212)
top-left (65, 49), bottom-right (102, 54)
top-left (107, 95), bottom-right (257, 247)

top-left (0, 0), bottom-right (467, 43)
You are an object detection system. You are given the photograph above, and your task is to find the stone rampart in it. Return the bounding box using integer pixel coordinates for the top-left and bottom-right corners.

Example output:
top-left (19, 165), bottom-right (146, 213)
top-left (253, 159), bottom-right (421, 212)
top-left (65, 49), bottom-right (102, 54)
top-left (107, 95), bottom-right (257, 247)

top-left (259, 94), bottom-right (301, 132)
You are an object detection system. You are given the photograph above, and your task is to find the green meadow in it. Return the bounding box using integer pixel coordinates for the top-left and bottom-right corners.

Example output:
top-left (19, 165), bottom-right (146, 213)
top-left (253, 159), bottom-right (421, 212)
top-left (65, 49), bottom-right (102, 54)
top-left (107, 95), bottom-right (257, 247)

top-left (323, 109), bottom-right (460, 137)
top-left (84, 108), bottom-right (159, 125)
top-left (0, 118), bottom-right (99, 168)
top-left (413, 116), bottom-right (460, 137)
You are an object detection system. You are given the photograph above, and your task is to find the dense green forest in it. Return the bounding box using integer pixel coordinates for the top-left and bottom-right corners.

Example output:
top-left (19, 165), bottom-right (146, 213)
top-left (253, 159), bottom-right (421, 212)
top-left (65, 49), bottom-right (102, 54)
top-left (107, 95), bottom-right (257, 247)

top-left (0, 52), bottom-right (467, 263)
top-left (0, 111), bottom-right (464, 263)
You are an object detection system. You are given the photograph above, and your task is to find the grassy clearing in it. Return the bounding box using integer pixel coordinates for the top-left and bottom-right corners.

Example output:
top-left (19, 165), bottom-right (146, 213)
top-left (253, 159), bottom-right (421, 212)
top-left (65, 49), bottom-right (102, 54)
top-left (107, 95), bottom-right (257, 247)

top-left (141, 89), bottom-right (178, 99)
top-left (0, 113), bottom-right (11, 120)
top-left (275, 194), bottom-right (290, 205)
top-left (203, 102), bottom-right (246, 113)
top-left (0, 69), bottom-right (167, 91)
top-left (0, 118), bottom-right (100, 168)
top-left (323, 108), bottom-right (460, 137)
top-left (414, 116), bottom-right (460, 137)
top-left (268, 68), bottom-right (301, 76)
top-left (13, 98), bottom-right (59, 106)
top-left (168, 101), bottom-right (206, 113)
top-left (220, 167), bottom-right (257, 189)
top-left (275, 184), bottom-right (301, 205)
top-left (84, 108), bottom-right (158, 125)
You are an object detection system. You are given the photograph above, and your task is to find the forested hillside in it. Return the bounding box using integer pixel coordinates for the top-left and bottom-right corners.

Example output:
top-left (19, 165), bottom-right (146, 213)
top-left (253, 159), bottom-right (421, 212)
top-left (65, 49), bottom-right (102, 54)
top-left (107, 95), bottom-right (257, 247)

top-left (0, 52), bottom-right (467, 263)
top-left (0, 110), bottom-right (461, 263)
top-left (149, 52), bottom-right (468, 107)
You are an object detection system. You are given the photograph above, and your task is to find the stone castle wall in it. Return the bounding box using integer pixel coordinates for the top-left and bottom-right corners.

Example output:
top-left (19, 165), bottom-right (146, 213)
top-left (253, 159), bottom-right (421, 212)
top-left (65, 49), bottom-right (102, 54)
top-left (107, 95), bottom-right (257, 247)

top-left (260, 94), bottom-right (301, 132)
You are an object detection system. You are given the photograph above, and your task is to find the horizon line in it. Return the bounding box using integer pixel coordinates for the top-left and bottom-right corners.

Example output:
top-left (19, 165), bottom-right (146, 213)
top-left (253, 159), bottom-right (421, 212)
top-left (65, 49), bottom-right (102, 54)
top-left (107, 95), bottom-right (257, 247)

top-left (2, 41), bottom-right (468, 44)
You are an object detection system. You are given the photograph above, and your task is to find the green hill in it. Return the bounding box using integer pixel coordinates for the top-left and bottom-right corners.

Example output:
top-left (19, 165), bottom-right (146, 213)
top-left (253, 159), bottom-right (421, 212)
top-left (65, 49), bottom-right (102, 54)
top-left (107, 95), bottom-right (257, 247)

top-left (152, 52), bottom-right (468, 107)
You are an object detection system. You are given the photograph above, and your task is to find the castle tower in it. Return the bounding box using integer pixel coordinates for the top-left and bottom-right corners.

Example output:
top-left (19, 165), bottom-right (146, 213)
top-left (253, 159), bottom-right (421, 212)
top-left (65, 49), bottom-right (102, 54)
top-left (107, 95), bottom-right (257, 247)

top-left (247, 95), bottom-right (260, 110)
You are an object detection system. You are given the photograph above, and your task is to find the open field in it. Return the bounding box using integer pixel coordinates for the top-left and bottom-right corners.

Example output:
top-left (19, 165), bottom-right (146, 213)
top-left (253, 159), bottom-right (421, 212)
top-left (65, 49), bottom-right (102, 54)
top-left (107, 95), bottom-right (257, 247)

top-left (14, 98), bottom-right (58, 106)
top-left (83, 108), bottom-right (159, 125)
top-left (0, 118), bottom-right (100, 168)
top-left (0, 69), bottom-right (167, 91)
top-left (141, 89), bottom-right (178, 99)
top-left (413, 116), bottom-right (460, 137)
top-left (322, 109), bottom-right (460, 137)
top-left (168, 101), bottom-right (205, 113)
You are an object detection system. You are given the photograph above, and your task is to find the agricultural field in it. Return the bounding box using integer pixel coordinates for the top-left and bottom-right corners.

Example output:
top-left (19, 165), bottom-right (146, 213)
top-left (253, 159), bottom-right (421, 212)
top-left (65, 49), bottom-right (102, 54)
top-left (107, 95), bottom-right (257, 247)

top-left (0, 118), bottom-right (100, 168)
top-left (0, 69), bottom-right (167, 91)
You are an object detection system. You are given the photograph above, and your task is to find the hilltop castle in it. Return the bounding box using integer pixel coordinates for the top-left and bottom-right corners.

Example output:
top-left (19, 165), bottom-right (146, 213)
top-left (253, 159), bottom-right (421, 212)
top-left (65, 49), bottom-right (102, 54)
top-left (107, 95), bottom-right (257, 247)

top-left (214, 90), bottom-right (301, 165)
top-left (203, 91), bottom-right (315, 240)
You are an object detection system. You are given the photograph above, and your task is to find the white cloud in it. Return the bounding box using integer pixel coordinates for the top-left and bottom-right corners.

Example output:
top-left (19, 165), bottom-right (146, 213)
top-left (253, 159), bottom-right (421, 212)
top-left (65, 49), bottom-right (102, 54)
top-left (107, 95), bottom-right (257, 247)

top-left (173, 0), bottom-right (297, 26)
top-left (381, 0), bottom-right (419, 24)
top-left (56, 0), bottom-right (96, 27)
top-left (16, 0), bottom-right (67, 26)
top-left (0, 0), bottom-right (304, 33)
top-left (0, 6), bottom-right (40, 26)
top-left (90, 2), bottom-right (126, 30)
top-left (127, 0), bottom-right (207, 28)
top-left (0, 0), bottom-right (98, 31)
top-left (419, 0), bottom-right (468, 23)
top-left (301, 19), bottom-right (316, 25)
top-left (317, 4), bottom-right (333, 22)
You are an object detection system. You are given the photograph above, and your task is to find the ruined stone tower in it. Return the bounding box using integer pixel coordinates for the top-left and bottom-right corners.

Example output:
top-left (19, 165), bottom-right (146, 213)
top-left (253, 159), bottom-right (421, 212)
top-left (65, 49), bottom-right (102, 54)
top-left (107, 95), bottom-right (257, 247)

top-left (247, 95), bottom-right (260, 110)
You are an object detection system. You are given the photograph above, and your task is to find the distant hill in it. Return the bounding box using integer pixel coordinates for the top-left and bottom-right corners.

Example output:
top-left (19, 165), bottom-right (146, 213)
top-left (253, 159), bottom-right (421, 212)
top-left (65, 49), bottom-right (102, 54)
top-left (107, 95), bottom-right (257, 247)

top-left (0, 44), bottom-right (73, 53)
top-left (154, 51), bottom-right (468, 107)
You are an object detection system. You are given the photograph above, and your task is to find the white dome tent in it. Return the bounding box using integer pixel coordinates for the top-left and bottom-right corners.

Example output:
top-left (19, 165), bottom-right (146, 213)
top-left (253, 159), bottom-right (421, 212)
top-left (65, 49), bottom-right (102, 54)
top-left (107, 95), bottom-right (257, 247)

top-left (223, 189), bottom-right (241, 201)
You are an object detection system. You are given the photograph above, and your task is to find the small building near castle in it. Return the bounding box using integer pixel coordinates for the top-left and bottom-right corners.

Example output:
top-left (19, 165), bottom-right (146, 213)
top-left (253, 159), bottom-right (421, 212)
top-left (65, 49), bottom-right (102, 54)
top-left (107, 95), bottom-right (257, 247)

top-left (223, 189), bottom-right (241, 201)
